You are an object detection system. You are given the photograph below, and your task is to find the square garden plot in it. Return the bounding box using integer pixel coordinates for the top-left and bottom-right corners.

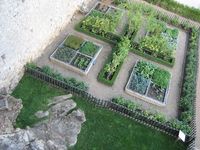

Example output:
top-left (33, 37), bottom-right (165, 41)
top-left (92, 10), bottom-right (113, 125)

top-left (50, 34), bottom-right (102, 75)
top-left (132, 18), bottom-right (179, 67)
top-left (125, 61), bottom-right (171, 106)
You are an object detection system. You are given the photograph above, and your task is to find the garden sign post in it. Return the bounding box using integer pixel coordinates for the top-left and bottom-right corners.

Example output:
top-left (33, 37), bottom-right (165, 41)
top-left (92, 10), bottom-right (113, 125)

top-left (178, 130), bottom-right (186, 142)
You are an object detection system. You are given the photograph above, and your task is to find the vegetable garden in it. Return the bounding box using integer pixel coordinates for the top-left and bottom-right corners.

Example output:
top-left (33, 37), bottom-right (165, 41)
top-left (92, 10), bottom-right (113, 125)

top-left (50, 34), bottom-right (102, 75)
top-left (126, 61), bottom-right (170, 103)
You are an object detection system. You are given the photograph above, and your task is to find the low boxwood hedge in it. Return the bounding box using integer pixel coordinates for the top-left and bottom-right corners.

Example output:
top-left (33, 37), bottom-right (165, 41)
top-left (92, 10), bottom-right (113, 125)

top-left (26, 63), bottom-right (89, 91)
top-left (130, 46), bottom-right (175, 67)
top-left (144, 0), bottom-right (200, 23)
top-left (97, 49), bottom-right (124, 86)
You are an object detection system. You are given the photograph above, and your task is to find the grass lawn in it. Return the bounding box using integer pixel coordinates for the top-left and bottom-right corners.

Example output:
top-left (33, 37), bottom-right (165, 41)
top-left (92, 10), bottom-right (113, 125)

top-left (12, 74), bottom-right (65, 128)
top-left (12, 74), bottom-right (186, 150)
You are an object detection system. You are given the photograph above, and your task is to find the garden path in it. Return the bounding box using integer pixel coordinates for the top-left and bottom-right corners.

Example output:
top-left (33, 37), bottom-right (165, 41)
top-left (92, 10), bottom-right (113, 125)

top-left (36, 11), bottom-right (188, 119)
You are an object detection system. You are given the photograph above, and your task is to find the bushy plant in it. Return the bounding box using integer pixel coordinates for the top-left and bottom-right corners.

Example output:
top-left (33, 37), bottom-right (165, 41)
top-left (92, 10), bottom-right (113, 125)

top-left (152, 68), bottom-right (170, 89)
top-left (104, 37), bottom-right (131, 79)
top-left (112, 97), bottom-right (140, 110)
top-left (53, 47), bottom-right (76, 63)
top-left (128, 72), bottom-right (150, 95)
top-left (135, 61), bottom-right (155, 78)
top-left (26, 64), bottom-right (89, 91)
top-left (81, 9), bottom-right (122, 37)
top-left (134, 61), bottom-right (170, 88)
top-left (79, 41), bottom-right (99, 57)
top-left (179, 29), bottom-right (199, 124)
top-left (64, 35), bottom-right (84, 50)
top-left (112, 96), bottom-right (192, 134)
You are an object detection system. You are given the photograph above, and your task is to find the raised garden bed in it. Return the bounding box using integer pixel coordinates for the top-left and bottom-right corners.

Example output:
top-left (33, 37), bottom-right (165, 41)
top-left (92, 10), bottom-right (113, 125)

top-left (75, 2), bottom-right (124, 44)
top-left (50, 34), bottom-right (102, 75)
top-left (125, 61), bottom-right (171, 106)
top-left (131, 18), bottom-right (178, 67)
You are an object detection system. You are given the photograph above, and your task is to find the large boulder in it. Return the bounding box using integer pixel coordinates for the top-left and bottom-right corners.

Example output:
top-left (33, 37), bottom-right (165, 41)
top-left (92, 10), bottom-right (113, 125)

top-left (0, 95), bottom-right (23, 134)
top-left (0, 95), bottom-right (86, 150)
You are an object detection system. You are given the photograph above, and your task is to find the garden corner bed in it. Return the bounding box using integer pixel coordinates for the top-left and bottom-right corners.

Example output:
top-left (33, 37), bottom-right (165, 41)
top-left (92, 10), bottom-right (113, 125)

top-left (132, 18), bottom-right (179, 67)
top-left (75, 2), bottom-right (124, 44)
top-left (50, 34), bottom-right (102, 75)
top-left (125, 61), bottom-right (171, 106)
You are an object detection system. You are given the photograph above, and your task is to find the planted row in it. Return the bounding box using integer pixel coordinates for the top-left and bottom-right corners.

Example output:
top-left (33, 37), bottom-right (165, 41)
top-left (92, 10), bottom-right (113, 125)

top-left (26, 63), bottom-right (89, 91)
top-left (112, 97), bottom-right (191, 134)
top-left (179, 29), bottom-right (199, 124)
top-left (98, 37), bottom-right (131, 86)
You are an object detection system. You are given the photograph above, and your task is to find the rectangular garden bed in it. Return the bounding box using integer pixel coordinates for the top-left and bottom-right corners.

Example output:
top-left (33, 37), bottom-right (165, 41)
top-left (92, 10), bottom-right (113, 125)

top-left (131, 18), bottom-right (179, 67)
top-left (50, 34), bottom-right (102, 75)
top-left (125, 61), bottom-right (171, 106)
top-left (75, 2), bottom-right (124, 44)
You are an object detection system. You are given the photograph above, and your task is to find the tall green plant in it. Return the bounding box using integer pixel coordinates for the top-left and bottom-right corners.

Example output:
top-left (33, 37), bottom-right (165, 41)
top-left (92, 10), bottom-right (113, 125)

top-left (104, 37), bottom-right (131, 79)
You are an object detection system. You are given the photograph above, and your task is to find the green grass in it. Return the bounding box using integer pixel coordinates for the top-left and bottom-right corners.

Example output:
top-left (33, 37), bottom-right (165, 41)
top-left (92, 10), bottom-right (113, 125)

top-left (12, 75), bottom-right (186, 150)
top-left (12, 74), bottom-right (65, 128)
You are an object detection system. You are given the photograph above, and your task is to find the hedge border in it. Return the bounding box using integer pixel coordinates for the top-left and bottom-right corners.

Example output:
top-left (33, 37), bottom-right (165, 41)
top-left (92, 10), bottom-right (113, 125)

top-left (97, 49), bottom-right (124, 86)
top-left (130, 47), bottom-right (175, 67)
top-left (143, 0), bottom-right (200, 23)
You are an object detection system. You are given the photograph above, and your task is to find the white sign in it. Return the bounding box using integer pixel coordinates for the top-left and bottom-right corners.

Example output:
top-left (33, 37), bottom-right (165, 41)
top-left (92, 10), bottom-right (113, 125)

top-left (178, 130), bottom-right (186, 142)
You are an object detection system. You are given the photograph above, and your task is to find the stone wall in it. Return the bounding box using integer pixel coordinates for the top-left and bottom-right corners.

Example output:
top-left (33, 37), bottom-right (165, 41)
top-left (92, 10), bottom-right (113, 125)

top-left (0, 0), bottom-right (92, 93)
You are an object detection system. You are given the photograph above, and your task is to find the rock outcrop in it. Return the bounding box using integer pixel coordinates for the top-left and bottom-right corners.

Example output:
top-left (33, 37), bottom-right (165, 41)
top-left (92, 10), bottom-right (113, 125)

top-left (0, 95), bottom-right (22, 134)
top-left (0, 94), bottom-right (86, 150)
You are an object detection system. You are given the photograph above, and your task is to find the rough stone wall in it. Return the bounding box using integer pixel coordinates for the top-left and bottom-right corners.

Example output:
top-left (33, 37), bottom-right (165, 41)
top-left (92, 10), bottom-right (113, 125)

top-left (0, 0), bottom-right (91, 93)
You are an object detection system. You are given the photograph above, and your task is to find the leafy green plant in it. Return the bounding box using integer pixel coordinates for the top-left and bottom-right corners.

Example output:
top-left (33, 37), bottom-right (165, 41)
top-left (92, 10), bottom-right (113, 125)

top-left (128, 72), bottom-right (150, 95)
top-left (135, 61), bottom-right (155, 78)
top-left (64, 35), bottom-right (84, 50)
top-left (104, 37), bottom-right (131, 79)
top-left (112, 96), bottom-right (192, 134)
top-left (81, 9), bottom-right (122, 37)
top-left (179, 29), bottom-right (199, 124)
top-left (53, 47), bottom-right (76, 63)
top-left (26, 64), bottom-right (89, 91)
top-left (79, 41), bottom-right (99, 57)
top-left (152, 68), bottom-right (170, 89)
top-left (143, 0), bottom-right (200, 23)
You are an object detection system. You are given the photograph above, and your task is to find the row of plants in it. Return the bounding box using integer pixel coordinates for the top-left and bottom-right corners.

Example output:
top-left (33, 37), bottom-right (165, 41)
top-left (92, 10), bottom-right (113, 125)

top-left (71, 54), bottom-right (91, 71)
top-left (76, 9), bottom-right (122, 44)
top-left (179, 29), bottom-right (199, 124)
top-left (127, 61), bottom-right (170, 102)
top-left (112, 97), bottom-right (191, 134)
top-left (98, 37), bottom-right (131, 86)
top-left (26, 63), bottom-right (89, 91)
top-left (143, 0), bottom-right (200, 23)
top-left (52, 35), bottom-right (100, 71)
